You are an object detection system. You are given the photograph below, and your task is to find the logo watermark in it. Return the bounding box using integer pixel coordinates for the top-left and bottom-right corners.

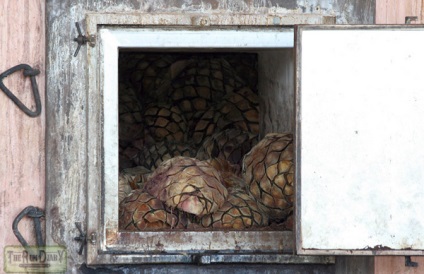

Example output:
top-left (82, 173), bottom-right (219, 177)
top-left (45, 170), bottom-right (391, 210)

top-left (4, 246), bottom-right (67, 273)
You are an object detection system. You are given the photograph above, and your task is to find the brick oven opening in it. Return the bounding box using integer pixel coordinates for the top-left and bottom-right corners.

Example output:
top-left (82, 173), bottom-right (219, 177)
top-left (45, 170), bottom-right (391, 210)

top-left (117, 50), bottom-right (294, 232)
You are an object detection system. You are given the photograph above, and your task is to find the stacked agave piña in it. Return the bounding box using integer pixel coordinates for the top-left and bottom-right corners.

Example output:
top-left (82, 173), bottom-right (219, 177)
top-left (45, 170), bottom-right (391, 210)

top-left (198, 188), bottom-right (269, 229)
top-left (143, 157), bottom-right (228, 217)
top-left (119, 190), bottom-right (189, 230)
top-left (118, 53), bottom-right (294, 231)
top-left (243, 133), bottom-right (294, 222)
top-left (118, 166), bottom-right (151, 204)
top-left (198, 158), bottom-right (268, 229)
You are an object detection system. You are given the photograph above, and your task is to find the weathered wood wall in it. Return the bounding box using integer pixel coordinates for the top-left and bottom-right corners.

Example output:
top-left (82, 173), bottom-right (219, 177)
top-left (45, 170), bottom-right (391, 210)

top-left (45, 0), bottom-right (374, 272)
top-left (0, 0), bottom-right (45, 270)
top-left (374, 1), bottom-right (424, 273)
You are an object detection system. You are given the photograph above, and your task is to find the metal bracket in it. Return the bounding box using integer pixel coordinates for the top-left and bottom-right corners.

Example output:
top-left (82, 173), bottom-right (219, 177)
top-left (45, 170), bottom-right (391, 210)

top-left (405, 16), bottom-right (418, 24)
top-left (73, 22), bottom-right (96, 57)
top-left (74, 222), bottom-right (97, 255)
top-left (405, 256), bottom-right (418, 267)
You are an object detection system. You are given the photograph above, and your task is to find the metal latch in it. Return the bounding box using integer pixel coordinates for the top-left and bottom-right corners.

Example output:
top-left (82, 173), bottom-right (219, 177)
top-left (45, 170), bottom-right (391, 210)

top-left (74, 222), bottom-right (96, 255)
top-left (73, 22), bottom-right (96, 57)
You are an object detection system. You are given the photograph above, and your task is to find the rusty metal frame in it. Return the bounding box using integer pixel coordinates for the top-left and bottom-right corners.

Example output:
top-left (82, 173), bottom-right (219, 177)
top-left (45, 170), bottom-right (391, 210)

top-left (85, 12), bottom-right (336, 265)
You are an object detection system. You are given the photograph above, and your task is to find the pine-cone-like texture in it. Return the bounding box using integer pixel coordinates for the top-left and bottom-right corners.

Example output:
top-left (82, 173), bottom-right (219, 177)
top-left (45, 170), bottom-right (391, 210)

top-left (119, 189), bottom-right (188, 231)
top-left (204, 158), bottom-right (244, 190)
top-left (215, 87), bottom-right (260, 134)
top-left (198, 188), bottom-right (269, 229)
top-left (120, 53), bottom-right (180, 104)
top-left (119, 82), bottom-right (144, 142)
top-left (243, 133), bottom-right (294, 222)
top-left (169, 57), bottom-right (244, 122)
top-left (190, 88), bottom-right (259, 147)
top-left (143, 103), bottom-right (188, 145)
top-left (196, 129), bottom-right (258, 167)
top-left (118, 166), bottom-right (152, 203)
top-left (133, 141), bottom-right (197, 171)
top-left (143, 157), bottom-right (228, 217)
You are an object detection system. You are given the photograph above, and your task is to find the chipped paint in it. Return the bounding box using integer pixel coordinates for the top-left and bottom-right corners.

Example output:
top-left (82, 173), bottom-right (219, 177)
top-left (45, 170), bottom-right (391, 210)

top-left (46, 0), bottom-right (374, 270)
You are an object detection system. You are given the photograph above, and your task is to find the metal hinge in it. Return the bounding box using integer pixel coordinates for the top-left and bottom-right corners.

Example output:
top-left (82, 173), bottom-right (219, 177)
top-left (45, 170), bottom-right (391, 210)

top-left (405, 16), bottom-right (418, 24)
top-left (405, 256), bottom-right (418, 267)
top-left (73, 22), bottom-right (96, 57)
top-left (74, 222), bottom-right (97, 255)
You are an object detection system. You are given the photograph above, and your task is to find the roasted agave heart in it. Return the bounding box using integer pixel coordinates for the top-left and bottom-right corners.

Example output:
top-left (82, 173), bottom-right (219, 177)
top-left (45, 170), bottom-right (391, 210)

top-left (243, 133), bottom-right (294, 222)
top-left (198, 188), bottom-right (269, 229)
top-left (118, 166), bottom-right (151, 203)
top-left (119, 189), bottom-right (188, 230)
top-left (143, 156), bottom-right (228, 217)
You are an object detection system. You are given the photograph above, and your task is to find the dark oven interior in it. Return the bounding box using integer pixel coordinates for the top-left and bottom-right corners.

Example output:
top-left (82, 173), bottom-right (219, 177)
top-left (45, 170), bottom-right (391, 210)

top-left (117, 51), bottom-right (294, 233)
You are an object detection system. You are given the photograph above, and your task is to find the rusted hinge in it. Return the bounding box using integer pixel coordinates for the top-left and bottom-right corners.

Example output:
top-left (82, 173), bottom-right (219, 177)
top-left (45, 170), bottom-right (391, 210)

top-left (405, 16), bottom-right (418, 24)
top-left (73, 22), bottom-right (96, 57)
top-left (405, 256), bottom-right (418, 267)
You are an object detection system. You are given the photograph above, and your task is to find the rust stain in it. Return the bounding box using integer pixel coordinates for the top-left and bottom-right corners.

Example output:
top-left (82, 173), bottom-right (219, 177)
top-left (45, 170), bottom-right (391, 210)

top-left (364, 245), bottom-right (392, 250)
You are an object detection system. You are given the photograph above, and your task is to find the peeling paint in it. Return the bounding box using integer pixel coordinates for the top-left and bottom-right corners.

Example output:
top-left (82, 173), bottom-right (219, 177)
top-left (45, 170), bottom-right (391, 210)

top-left (46, 0), bottom-right (374, 270)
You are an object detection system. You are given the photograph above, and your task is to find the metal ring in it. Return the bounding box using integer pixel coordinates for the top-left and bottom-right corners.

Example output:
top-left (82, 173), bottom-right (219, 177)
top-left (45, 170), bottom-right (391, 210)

top-left (12, 206), bottom-right (45, 248)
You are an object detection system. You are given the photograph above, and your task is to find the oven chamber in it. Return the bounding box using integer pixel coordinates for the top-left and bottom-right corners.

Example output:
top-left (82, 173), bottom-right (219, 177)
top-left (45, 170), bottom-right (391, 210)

top-left (98, 29), bottom-right (299, 263)
top-left (85, 14), bottom-right (424, 265)
top-left (85, 14), bottom-right (330, 265)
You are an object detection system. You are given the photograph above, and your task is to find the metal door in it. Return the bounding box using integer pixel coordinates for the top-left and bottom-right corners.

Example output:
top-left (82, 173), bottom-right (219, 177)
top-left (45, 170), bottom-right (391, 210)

top-left (295, 25), bottom-right (424, 255)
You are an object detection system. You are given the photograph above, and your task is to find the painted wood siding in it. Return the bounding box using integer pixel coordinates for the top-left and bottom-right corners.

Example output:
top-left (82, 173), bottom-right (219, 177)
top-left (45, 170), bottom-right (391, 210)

top-left (376, 0), bottom-right (423, 23)
top-left (0, 0), bottom-right (46, 270)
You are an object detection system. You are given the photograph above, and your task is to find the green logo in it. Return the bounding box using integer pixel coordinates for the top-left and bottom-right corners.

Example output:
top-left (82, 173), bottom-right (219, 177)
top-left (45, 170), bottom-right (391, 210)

top-left (4, 246), bottom-right (67, 273)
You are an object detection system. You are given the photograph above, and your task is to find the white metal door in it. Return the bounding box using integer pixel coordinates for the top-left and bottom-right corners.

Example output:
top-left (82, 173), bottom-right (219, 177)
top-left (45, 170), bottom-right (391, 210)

top-left (295, 25), bottom-right (424, 255)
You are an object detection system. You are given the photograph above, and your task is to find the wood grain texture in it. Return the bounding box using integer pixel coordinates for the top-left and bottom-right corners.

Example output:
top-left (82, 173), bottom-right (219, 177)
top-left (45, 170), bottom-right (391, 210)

top-left (421, 0), bottom-right (424, 22)
top-left (336, 256), bottom-right (375, 274)
top-left (376, 0), bottom-right (423, 23)
top-left (0, 0), bottom-right (45, 270)
top-left (375, 256), bottom-right (424, 274)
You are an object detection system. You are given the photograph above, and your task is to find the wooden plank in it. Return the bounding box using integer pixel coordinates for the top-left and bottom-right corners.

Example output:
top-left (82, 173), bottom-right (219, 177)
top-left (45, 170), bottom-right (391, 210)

top-left (45, 0), bottom-right (89, 270)
top-left (333, 0), bottom-right (375, 24)
top-left (0, 0), bottom-right (45, 270)
top-left (375, 0), bottom-right (388, 23)
top-left (421, 0), bottom-right (424, 23)
top-left (335, 257), bottom-right (375, 274)
top-left (375, 256), bottom-right (424, 274)
top-left (376, 0), bottom-right (423, 23)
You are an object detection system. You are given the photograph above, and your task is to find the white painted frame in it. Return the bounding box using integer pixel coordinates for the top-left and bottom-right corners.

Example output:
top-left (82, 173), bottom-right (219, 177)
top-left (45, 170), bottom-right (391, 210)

top-left (101, 27), bottom-right (295, 232)
top-left (85, 12), bottom-right (334, 265)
